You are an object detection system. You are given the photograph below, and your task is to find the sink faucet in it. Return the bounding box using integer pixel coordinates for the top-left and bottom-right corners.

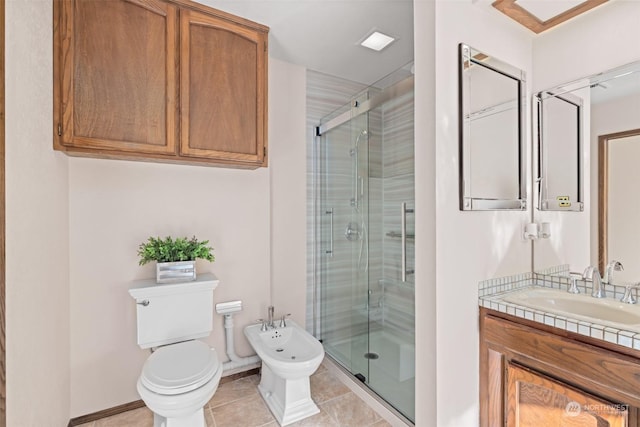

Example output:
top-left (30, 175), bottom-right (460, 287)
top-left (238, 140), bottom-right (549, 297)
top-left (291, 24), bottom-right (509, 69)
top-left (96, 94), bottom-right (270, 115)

top-left (621, 283), bottom-right (640, 304)
top-left (604, 260), bottom-right (624, 284)
top-left (583, 266), bottom-right (605, 298)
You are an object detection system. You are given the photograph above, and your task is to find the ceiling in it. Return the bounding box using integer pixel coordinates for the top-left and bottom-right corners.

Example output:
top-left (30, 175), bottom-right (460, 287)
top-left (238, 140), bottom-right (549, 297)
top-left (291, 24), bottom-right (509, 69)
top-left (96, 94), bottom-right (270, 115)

top-left (199, 0), bottom-right (415, 86)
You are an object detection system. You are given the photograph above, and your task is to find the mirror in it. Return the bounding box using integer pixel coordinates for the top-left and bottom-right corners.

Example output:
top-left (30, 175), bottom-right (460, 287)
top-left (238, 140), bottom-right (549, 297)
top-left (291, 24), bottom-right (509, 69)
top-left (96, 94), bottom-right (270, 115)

top-left (536, 90), bottom-right (584, 211)
top-left (458, 43), bottom-right (527, 211)
top-left (535, 60), bottom-right (640, 276)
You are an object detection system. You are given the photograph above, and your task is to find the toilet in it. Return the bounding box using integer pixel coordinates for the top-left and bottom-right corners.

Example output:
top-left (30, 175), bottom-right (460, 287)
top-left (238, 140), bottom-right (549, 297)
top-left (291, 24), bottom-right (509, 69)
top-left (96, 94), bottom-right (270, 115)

top-left (129, 273), bottom-right (221, 427)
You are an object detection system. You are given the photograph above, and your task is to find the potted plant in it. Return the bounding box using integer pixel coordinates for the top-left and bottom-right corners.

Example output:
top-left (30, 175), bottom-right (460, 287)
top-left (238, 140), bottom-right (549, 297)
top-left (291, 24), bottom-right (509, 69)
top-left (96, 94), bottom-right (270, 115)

top-left (137, 236), bottom-right (215, 283)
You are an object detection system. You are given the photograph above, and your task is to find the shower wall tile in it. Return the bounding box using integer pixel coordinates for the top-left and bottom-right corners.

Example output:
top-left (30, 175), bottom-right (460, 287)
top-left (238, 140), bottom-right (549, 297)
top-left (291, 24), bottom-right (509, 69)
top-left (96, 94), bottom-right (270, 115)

top-left (369, 109), bottom-right (384, 179)
top-left (382, 92), bottom-right (415, 178)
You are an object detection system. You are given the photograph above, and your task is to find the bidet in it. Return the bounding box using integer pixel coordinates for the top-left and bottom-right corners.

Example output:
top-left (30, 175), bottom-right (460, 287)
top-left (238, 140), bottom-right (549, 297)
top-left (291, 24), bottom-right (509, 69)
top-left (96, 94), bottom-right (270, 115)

top-left (244, 319), bottom-right (324, 425)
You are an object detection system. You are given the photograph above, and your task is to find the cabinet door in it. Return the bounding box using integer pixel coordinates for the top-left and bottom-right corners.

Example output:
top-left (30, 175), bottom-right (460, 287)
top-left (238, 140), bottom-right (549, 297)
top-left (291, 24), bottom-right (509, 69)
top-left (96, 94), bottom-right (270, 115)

top-left (56, 0), bottom-right (178, 154)
top-left (180, 9), bottom-right (267, 166)
top-left (507, 362), bottom-right (628, 427)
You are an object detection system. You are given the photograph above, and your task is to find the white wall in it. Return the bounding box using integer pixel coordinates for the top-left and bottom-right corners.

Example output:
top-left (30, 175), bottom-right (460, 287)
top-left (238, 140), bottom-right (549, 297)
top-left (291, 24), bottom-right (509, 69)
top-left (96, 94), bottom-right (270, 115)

top-left (413, 0), bottom-right (436, 425)
top-left (68, 58), bottom-right (306, 417)
top-left (5, 0), bottom-right (71, 425)
top-left (68, 159), bottom-right (271, 416)
top-left (433, 2), bottom-right (533, 426)
top-left (532, 0), bottom-right (640, 271)
top-left (269, 60), bottom-right (308, 327)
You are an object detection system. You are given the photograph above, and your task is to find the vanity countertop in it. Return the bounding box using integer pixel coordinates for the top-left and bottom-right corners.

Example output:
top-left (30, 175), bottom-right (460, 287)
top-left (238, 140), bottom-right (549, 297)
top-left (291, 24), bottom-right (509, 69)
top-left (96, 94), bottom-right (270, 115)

top-left (478, 270), bottom-right (640, 351)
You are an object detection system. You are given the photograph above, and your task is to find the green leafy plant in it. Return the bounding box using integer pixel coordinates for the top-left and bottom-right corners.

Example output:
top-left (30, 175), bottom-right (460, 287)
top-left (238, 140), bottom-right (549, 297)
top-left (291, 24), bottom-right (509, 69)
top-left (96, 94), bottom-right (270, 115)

top-left (137, 236), bottom-right (215, 265)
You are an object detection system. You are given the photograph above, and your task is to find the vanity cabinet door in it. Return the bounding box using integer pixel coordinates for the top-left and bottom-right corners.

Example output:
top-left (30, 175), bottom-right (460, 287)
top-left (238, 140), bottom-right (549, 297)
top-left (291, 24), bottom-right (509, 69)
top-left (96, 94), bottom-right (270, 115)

top-left (179, 9), bottom-right (268, 166)
top-left (55, 0), bottom-right (178, 155)
top-left (507, 362), bottom-right (628, 427)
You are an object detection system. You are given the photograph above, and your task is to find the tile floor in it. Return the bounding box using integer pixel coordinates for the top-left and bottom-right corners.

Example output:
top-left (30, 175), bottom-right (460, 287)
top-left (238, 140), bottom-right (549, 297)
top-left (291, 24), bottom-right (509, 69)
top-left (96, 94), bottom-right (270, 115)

top-left (78, 363), bottom-right (393, 427)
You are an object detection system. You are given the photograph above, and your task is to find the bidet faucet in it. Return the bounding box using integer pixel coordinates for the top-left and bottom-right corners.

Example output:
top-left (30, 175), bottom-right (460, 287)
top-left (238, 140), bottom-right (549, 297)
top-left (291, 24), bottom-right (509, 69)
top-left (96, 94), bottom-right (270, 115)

top-left (268, 306), bottom-right (275, 328)
top-left (583, 266), bottom-right (605, 298)
top-left (621, 283), bottom-right (640, 304)
top-left (604, 260), bottom-right (624, 284)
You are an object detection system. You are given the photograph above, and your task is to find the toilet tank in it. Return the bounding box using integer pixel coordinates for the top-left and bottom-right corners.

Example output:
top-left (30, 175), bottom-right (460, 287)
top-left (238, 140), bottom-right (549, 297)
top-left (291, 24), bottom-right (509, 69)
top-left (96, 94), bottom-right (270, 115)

top-left (129, 273), bottom-right (219, 349)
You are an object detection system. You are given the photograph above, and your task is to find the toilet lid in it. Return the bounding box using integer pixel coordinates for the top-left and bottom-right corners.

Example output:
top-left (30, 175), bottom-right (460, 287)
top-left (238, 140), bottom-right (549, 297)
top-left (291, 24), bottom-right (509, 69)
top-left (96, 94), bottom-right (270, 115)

top-left (141, 340), bottom-right (219, 395)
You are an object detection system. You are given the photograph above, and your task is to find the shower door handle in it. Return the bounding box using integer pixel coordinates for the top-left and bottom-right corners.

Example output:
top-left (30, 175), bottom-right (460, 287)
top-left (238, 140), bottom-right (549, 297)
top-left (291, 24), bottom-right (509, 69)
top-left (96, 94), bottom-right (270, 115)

top-left (326, 208), bottom-right (334, 257)
top-left (401, 202), bottom-right (414, 282)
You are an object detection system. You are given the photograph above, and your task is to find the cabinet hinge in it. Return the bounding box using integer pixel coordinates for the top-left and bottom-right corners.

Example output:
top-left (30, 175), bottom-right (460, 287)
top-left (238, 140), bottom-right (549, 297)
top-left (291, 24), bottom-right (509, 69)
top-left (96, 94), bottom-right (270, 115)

top-left (264, 42), bottom-right (267, 53)
top-left (264, 146), bottom-right (267, 157)
top-left (57, 123), bottom-right (62, 136)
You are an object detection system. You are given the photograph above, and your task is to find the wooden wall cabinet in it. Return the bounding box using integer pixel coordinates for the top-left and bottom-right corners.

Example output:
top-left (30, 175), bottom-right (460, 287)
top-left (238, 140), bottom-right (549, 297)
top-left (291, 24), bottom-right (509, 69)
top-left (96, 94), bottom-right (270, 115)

top-left (53, 0), bottom-right (268, 168)
top-left (480, 308), bottom-right (640, 426)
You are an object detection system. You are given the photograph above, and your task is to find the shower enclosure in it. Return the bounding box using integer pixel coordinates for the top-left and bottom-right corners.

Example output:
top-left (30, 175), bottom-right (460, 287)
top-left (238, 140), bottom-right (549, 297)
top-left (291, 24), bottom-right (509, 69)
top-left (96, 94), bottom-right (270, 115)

top-left (313, 67), bottom-right (415, 422)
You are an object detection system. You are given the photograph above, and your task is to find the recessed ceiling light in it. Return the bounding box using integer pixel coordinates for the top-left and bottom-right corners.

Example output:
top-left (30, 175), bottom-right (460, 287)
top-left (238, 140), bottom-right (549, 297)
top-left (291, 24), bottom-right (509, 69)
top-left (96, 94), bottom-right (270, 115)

top-left (360, 31), bottom-right (395, 52)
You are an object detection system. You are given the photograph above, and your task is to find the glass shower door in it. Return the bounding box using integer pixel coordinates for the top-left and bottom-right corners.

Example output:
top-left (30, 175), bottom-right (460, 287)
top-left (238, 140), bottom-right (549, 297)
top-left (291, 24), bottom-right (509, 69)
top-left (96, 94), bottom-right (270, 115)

top-left (364, 86), bottom-right (415, 420)
top-left (318, 97), bottom-right (369, 380)
top-left (316, 71), bottom-right (415, 422)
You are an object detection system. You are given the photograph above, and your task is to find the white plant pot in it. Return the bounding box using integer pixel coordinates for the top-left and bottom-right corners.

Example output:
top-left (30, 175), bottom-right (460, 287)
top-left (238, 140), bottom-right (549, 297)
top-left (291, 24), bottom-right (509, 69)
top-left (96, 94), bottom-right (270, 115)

top-left (156, 260), bottom-right (196, 284)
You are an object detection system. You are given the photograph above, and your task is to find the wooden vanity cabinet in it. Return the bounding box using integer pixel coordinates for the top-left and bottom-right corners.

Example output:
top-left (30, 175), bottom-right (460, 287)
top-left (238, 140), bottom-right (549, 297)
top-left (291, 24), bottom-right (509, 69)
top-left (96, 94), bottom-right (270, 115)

top-left (480, 308), bottom-right (640, 426)
top-left (53, 0), bottom-right (268, 168)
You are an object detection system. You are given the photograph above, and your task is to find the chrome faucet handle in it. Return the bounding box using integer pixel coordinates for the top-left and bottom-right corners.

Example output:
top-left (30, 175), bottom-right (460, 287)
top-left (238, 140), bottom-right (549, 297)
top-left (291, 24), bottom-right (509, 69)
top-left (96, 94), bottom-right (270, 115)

top-left (621, 283), bottom-right (640, 304)
top-left (567, 272), bottom-right (581, 294)
top-left (256, 318), bottom-right (268, 332)
top-left (279, 313), bottom-right (291, 328)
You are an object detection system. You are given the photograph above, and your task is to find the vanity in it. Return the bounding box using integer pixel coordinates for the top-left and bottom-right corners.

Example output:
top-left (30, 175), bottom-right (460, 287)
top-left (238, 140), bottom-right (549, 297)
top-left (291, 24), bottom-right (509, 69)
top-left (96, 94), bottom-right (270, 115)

top-left (479, 272), bottom-right (640, 426)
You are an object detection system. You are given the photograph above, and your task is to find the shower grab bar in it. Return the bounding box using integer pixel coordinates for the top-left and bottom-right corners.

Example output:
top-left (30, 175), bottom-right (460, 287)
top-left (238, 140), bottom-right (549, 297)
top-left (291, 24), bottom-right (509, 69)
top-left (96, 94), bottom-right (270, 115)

top-left (325, 209), bottom-right (334, 257)
top-left (386, 231), bottom-right (415, 239)
top-left (401, 202), bottom-right (415, 282)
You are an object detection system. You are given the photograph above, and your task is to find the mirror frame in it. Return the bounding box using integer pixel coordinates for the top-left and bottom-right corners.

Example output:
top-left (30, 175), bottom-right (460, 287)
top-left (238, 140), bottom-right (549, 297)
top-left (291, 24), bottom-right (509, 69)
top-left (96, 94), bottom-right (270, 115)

top-left (598, 128), bottom-right (640, 273)
top-left (458, 43), bottom-right (527, 211)
top-left (535, 91), bottom-right (585, 211)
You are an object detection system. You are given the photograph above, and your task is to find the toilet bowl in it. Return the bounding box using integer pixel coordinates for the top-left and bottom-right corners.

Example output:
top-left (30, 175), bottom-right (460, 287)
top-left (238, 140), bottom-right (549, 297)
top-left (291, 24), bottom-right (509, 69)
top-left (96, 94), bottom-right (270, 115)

top-left (136, 340), bottom-right (222, 427)
top-left (129, 274), bottom-right (221, 427)
top-left (244, 319), bottom-right (324, 426)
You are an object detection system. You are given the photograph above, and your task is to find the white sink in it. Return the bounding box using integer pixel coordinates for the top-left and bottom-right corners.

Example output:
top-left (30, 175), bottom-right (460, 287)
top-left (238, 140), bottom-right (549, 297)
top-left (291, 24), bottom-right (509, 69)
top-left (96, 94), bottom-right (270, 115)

top-left (503, 287), bottom-right (640, 331)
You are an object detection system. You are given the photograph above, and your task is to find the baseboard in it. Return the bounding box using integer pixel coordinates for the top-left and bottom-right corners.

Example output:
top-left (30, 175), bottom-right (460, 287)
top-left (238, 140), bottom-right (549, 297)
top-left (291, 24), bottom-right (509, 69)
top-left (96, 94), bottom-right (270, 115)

top-left (66, 367), bottom-right (261, 426)
top-left (67, 400), bottom-right (146, 427)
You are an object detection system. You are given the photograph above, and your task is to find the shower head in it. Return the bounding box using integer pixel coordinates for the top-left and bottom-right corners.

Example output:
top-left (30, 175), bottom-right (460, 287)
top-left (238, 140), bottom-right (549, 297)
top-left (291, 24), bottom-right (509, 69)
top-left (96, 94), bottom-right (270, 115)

top-left (350, 130), bottom-right (368, 157)
top-left (355, 129), bottom-right (368, 147)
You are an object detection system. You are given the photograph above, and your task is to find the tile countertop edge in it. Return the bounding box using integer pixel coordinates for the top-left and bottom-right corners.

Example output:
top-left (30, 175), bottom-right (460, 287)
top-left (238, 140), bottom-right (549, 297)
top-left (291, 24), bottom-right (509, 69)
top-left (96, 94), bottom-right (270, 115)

top-left (478, 270), bottom-right (640, 352)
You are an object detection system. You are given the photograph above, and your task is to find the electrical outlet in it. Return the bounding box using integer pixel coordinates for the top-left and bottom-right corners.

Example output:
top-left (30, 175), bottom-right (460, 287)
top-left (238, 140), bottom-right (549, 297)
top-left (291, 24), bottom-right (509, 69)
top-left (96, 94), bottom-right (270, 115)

top-left (557, 196), bottom-right (571, 208)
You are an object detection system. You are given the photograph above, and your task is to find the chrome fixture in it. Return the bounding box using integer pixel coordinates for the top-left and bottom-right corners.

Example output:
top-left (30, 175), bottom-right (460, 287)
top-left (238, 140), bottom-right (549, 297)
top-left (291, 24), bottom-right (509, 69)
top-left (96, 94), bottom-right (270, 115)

top-left (567, 272), bottom-right (581, 294)
top-left (604, 260), bottom-right (623, 284)
top-left (621, 283), bottom-right (640, 304)
top-left (268, 305), bottom-right (275, 328)
top-left (279, 313), bottom-right (291, 328)
top-left (583, 266), bottom-right (605, 298)
top-left (401, 202), bottom-right (415, 283)
top-left (257, 319), bottom-right (268, 332)
top-left (350, 130), bottom-right (368, 210)
top-left (325, 209), bottom-right (334, 257)
top-left (345, 222), bottom-right (360, 241)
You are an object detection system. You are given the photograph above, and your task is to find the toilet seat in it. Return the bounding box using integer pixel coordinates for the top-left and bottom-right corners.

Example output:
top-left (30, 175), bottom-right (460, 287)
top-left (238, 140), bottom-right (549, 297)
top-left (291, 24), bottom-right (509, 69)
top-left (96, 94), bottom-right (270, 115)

top-left (141, 340), bottom-right (219, 395)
